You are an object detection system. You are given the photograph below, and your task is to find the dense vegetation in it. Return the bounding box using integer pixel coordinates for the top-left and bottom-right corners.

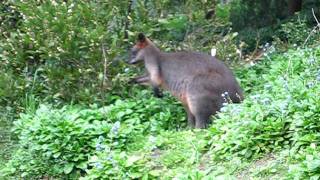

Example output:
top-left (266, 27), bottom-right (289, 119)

top-left (0, 0), bottom-right (319, 179)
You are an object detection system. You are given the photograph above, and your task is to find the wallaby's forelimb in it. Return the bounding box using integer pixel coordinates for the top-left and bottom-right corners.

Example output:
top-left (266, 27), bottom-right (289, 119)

top-left (131, 74), bottom-right (150, 85)
top-left (131, 74), bottom-right (163, 98)
top-left (152, 85), bottom-right (163, 98)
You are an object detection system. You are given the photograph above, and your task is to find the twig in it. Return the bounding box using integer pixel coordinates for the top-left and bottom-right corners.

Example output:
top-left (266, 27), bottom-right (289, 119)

top-left (303, 8), bottom-right (320, 47)
top-left (313, 8), bottom-right (320, 25)
top-left (101, 43), bottom-right (109, 88)
top-left (247, 32), bottom-right (261, 61)
top-left (124, 0), bottom-right (133, 41)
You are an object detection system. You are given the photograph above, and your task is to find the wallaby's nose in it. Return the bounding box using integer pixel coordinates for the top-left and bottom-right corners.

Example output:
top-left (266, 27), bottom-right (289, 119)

top-left (128, 47), bottom-right (139, 64)
top-left (128, 56), bottom-right (139, 64)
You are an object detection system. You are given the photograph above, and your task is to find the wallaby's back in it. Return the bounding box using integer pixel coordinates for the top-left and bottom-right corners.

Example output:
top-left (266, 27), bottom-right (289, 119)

top-left (159, 51), bottom-right (243, 103)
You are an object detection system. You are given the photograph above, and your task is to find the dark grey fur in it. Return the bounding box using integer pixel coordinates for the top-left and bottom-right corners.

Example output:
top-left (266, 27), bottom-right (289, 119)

top-left (129, 34), bottom-right (244, 128)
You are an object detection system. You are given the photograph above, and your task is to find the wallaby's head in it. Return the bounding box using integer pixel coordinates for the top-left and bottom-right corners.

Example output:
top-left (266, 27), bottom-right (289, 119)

top-left (129, 33), bottom-right (154, 64)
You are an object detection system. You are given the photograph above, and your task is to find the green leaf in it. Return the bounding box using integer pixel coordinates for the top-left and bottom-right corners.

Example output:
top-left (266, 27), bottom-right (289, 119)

top-left (311, 175), bottom-right (320, 180)
top-left (76, 161), bottom-right (88, 170)
top-left (126, 155), bottom-right (142, 167)
top-left (63, 163), bottom-right (74, 174)
top-left (149, 170), bottom-right (162, 177)
top-left (129, 172), bottom-right (143, 178)
top-left (53, 152), bottom-right (61, 158)
top-left (21, 172), bottom-right (28, 177)
top-left (307, 159), bottom-right (320, 172)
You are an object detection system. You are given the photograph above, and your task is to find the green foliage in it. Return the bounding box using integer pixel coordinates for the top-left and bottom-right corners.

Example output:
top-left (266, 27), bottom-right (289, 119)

top-left (277, 17), bottom-right (320, 46)
top-left (2, 0), bottom-right (320, 179)
top-left (0, 107), bottom-right (16, 173)
top-left (228, 0), bottom-right (320, 51)
top-left (215, 3), bottom-right (231, 23)
top-left (1, 93), bottom-right (185, 179)
top-left (82, 130), bottom-right (210, 179)
top-left (5, 45), bottom-right (319, 179)
top-left (0, 1), bottom-right (21, 32)
top-left (214, 31), bottom-right (241, 62)
top-left (230, 0), bottom-right (288, 31)
top-left (85, 46), bottom-right (319, 179)
top-left (157, 15), bottom-right (189, 41)
top-left (1, 0), bottom-right (128, 103)
top-left (2, 105), bottom-right (110, 178)
top-left (288, 146), bottom-right (320, 179)
top-left (0, 0), bottom-right (229, 108)
top-left (0, 71), bottom-right (22, 106)
top-left (206, 46), bottom-right (320, 176)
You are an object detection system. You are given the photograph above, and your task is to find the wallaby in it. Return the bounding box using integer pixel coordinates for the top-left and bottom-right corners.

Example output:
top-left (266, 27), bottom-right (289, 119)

top-left (129, 33), bottom-right (244, 128)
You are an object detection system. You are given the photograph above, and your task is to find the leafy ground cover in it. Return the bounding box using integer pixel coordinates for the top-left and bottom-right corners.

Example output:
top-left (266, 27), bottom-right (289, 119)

top-left (1, 1), bottom-right (320, 179)
top-left (1, 45), bottom-right (319, 179)
top-left (0, 108), bottom-right (16, 173)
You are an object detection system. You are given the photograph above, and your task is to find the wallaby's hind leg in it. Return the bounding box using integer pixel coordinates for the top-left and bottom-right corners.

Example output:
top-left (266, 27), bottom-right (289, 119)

top-left (183, 104), bottom-right (195, 128)
top-left (188, 95), bottom-right (222, 129)
top-left (187, 110), bottom-right (196, 128)
top-left (195, 113), bottom-right (211, 128)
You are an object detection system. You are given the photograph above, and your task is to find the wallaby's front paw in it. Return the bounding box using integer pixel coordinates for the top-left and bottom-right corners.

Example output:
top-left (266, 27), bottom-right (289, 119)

top-left (129, 78), bottom-right (138, 84)
top-left (154, 91), bottom-right (163, 98)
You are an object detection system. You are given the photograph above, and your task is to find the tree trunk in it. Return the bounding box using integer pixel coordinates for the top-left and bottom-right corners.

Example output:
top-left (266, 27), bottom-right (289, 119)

top-left (288, 0), bottom-right (302, 15)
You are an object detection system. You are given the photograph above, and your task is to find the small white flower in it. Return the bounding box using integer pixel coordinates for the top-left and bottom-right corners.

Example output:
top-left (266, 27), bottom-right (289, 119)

top-left (211, 48), bottom-right (217, 57)
top-left (51, 0), bottom-right (58, 6)
top-left (94, 162), bottom-right (103, 169)
top-left (111, 121), bottom-right (120, 135)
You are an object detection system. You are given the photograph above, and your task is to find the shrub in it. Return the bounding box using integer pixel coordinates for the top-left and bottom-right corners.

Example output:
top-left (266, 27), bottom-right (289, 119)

top-left (0, 1), bottom-right (127, 103)
top-left (277, 17), bottom-right (320, 46)
top-left (207, 46), bottom-right (320, 162)
top-left (84, 46), bottom-right (320, 179)
top-left (1, 92), bottom-right (184, 178)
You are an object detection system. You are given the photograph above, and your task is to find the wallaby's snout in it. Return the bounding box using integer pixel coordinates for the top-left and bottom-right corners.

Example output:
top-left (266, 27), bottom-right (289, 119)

top-left (128, 33), bottom-right (149, 64)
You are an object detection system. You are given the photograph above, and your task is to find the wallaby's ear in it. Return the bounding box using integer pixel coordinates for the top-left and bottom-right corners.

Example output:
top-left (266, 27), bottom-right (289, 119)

top-left (136, 33), bottom-right (148, 49)
top-left (137, 33), bottom-right (146, 43)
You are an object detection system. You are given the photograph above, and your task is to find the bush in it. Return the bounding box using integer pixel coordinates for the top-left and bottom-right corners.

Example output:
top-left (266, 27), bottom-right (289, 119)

top-left (86, 46), bottom-right (320, 178)
top-left (1, 92), bottom-right (184, 179)
top-left (205, 46), bottom-right (320, 171)
top-left (3, 45), bottom-right (320, 179)
top-left (76, 46), bottom-right (320, 179)
top-left (277, 17), bottom-right (320, 46)
top-left (1, 1), bottom-right (128, 103)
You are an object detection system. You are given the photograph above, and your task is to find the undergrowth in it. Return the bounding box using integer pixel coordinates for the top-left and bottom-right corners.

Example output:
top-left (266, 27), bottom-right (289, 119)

top-left (1, 45), bottom-right (319, 179)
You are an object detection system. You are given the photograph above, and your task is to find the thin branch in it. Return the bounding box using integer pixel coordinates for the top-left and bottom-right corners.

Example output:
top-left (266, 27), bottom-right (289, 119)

top-left (303, 8), bottom-right (320, 47)
top-left (101, 43), bottom-right (109, 88)
top-left (124, 0), bottom-right (133, 41)
top-left (312, 8), bottom-right (320, 25)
